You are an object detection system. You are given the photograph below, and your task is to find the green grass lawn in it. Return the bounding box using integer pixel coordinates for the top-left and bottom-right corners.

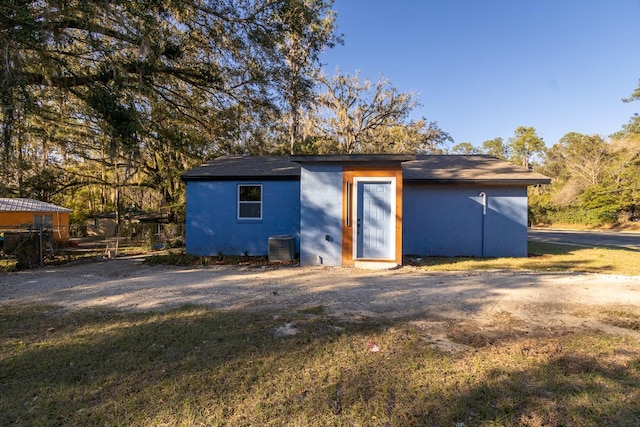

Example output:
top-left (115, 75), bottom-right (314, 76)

top-left (407, 241), bottom-right (640, 276)
top-left (2, 305), bottom-right (640, 426)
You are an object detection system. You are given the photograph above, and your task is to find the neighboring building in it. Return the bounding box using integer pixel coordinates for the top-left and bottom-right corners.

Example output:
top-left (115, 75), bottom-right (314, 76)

top-left (181, 155), bottom-right (550, 266)
top-left (86, 212), bottom-right (118, 237)
top-left (85, 211), bottom-right (169, 237)
top-left (0, 198), bottom-right (72, 243)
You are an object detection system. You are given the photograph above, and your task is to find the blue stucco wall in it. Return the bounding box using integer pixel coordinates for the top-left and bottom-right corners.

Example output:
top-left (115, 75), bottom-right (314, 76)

top-left (299, 164), bottom-right (343, 266)
top-left (403, 184), bottom-right (529, 257)
top-left (185, 180), bottom-right (300, 256)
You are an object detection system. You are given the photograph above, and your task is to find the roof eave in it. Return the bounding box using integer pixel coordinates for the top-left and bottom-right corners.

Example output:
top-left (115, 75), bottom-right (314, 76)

top-left (181, 174), bottom-right (300, 182)
top-left (403, 178), bottom-right (551, 186)
top-left (290, 154), bottom-right (416, 163)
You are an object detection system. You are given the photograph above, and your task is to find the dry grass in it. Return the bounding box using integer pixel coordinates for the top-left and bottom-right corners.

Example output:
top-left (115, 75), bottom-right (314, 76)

top-left (0, 258), bottom-right (15, 272)
top-left (2, 305), bottom-right (640, 426)
top-left (407, 242), bottom-right (640, 276)
top-left (543, 222), bottom-right (640, 232)
top-left (3, 240), bottom-right (640, 424)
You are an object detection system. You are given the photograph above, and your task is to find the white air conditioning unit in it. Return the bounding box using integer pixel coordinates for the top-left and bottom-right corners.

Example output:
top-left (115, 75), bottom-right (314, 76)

top-left (268, 235), bottom-right (295, 262)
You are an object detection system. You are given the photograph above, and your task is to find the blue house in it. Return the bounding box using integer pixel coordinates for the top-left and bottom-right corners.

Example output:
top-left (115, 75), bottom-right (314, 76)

top-left (181, 154), bottom-right (550, 266)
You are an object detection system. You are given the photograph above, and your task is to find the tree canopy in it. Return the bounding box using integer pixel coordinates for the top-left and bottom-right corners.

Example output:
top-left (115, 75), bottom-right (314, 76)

top-left (1, 0), bottom-right (339, 220)
top-left (303, 70), bottom-right (451, 154)
top-left (4, 1), bottom-right (639, 231)
top-left (2, 0), bottom-right (453, 224)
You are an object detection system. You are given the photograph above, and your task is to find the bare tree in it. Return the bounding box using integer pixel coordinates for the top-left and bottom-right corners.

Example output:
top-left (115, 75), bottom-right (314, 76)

top-left (306, 71), bottom-right (451, 154)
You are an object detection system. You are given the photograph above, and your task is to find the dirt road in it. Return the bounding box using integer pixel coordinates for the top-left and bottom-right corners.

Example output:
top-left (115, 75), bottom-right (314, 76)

top-left (2, 257), bottom-right (640, 340)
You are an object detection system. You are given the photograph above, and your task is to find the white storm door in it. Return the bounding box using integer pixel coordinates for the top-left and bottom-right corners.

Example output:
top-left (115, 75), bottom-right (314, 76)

top-left (355, 180), bottom-right (395, 259)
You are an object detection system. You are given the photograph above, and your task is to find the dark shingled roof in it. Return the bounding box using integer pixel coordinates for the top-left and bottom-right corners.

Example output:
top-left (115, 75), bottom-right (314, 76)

top-left (403, 155), bottom-right (551, 185)
top-left (181, 155), bottom-right (550, 185)
top-left (181, 156), bottom-right (301, 181)
top-left (0, 198), bottom-right (72, 213)
top-left (290, 154), bottom-right (416, 163)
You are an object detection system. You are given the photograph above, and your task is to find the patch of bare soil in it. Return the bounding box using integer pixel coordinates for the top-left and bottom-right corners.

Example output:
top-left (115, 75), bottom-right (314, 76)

top-left (2, 257), bottom-right (640, 351)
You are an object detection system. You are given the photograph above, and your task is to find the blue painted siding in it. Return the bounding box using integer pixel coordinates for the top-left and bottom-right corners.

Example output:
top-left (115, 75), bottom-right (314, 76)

top-left (403, 184), bottom-right (528, 257)
top-left (185, 176), bottom-right (530, 261)
top-left (299, 165), bottom-right (343, 266)
top-left (185, 180), bottom-right (300, 256)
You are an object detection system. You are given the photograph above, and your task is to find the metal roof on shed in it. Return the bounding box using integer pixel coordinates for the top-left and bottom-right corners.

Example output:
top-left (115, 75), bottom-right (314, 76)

top-left (0, 198), bottom-right (72, 213)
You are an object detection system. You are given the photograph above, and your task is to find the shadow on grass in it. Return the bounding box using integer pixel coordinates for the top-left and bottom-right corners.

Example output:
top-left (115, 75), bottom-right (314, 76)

top-left (527, 241), bottom-right (578, 256)
top-left (1, 304), bottom-right (640, 425)
top-left (405, 241), bottom-right (635, 275)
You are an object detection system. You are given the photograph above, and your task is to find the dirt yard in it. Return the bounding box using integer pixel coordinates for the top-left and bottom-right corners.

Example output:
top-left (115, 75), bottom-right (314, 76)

top-left (2, 257), bottom-right (640, 351)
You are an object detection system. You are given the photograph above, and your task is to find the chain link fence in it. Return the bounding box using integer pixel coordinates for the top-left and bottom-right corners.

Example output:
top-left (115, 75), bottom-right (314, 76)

top-left (1, 225), bottom-right (58, 269)
top-left (1, 222), bottom-right (185, 269)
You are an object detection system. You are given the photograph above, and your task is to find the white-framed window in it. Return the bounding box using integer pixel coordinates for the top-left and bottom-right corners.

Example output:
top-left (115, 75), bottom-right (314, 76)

top-left (237, 184), bottom-right (262, 220)
top-left (33, 214), bottom-right (53, 229)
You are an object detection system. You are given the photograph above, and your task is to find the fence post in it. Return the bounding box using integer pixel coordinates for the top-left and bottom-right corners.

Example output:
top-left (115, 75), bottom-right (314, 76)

top-left (39, 226), bottom-right (44, 268)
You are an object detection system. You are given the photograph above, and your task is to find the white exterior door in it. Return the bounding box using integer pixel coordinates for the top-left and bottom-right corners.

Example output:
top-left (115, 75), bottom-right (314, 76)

top-left (355, 180), bottom-right (394, 259)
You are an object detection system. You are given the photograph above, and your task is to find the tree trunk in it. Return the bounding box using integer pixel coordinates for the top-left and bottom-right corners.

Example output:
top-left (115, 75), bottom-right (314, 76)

top-left (289, 105), bottom-right (299, 155)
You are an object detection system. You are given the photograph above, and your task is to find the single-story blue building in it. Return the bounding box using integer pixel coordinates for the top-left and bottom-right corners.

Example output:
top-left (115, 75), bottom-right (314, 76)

top-left (181, 154), bottom-right (550, 266)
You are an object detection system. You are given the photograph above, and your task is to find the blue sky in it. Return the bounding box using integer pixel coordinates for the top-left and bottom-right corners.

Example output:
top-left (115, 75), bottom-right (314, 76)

top-left (320, 0), bottom-right (640, 148)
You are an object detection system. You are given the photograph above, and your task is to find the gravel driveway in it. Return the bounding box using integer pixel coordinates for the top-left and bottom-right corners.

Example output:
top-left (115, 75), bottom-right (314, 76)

top-left (2, 257), bottom-right (640, 338)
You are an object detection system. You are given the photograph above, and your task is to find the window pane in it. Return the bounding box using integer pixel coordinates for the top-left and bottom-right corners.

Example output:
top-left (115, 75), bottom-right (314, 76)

top-left (239, 185), bottom-right (261, 202)
top-left (33, 215), bottom-right (53, 228)
top-left (239, 202), bottom-right (261, 218)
